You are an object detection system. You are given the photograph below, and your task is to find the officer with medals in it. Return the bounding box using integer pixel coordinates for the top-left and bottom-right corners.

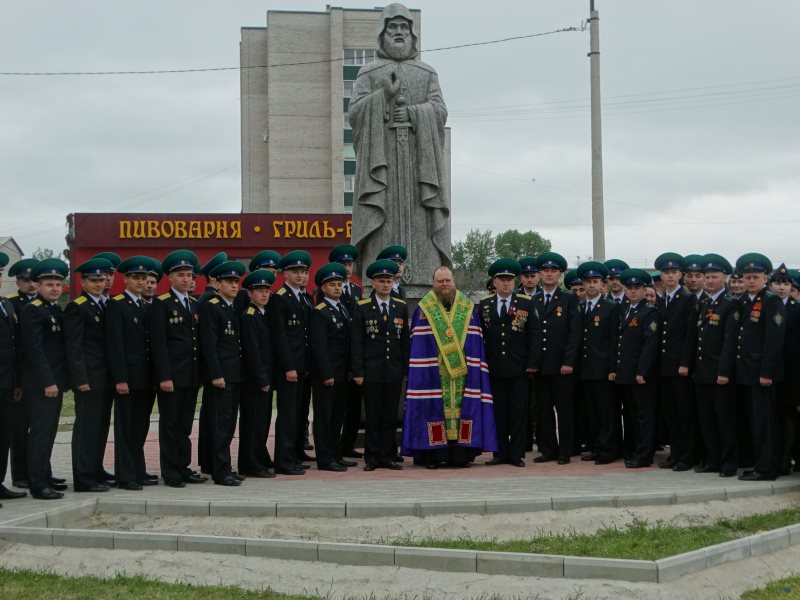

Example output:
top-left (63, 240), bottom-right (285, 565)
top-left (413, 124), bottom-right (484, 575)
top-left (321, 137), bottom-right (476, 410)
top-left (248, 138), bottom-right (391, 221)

top-left (604, 259), bottom-right (630, 303)
top-left (376, 245), bottom-right (407, 299)
top-left (20, 258), bottom-right (70, 499)
top-left (693, 254), bottom-right (739, 477)
top-left (63, 257), bottom-right (116, 492)
top-left (0, 253), bottom-right (26, 502)
top-left (532, 252), bottom-right (581, 464)
top-left (654, 252), bottom-right (699, 472)
top-left (198, 260), bottom-right (246, 486)
top-left (351, 259), bottom-right (410, 471)
top-left (479, 258), bottom-right (541, 467)
top-left (149, 250), bottom-right (207, 488)
top-left (576, 261), bottom-right (621, 465)
top-left (610, 269), bottom-right (660, 468)
top-left (517, 256), bottom-right (539, 452)
top-left (309, 263), bottom-right (355, 472)
top-left (735, 253), bottom-right (785, 481)
top-left (238, 269), bottom-right (276, 478)
top-left (268, 251), bottom-right (313, 476)
top-left (5, 257), bottom-right (38, 488)
top-left (106, 256), bottom-right (158, 491)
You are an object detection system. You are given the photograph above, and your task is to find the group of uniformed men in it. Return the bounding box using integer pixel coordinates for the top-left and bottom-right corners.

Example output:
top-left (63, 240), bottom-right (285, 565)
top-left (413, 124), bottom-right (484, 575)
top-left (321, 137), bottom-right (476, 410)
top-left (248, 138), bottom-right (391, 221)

top-left (0, 242), bottom-right (796, 503)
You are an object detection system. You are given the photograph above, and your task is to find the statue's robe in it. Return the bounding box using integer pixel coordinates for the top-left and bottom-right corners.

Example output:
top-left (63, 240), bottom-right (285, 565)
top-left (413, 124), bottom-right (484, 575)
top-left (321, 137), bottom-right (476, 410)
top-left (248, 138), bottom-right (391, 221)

top-left (349, 57), bottom-right (450, 291)
top-left (401, 290), bottom-right (497, 462)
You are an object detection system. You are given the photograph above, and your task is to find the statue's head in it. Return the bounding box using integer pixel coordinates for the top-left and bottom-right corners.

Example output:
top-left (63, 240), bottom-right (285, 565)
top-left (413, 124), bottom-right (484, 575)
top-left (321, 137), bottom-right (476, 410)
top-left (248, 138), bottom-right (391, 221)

top-left (378, 3), bottom-right (418, 61)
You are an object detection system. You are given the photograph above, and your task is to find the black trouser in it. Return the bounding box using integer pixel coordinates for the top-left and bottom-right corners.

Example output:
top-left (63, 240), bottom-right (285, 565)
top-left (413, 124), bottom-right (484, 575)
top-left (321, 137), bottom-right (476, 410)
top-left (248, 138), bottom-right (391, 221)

top-left (695, 382), bottom-right (738, 473)
top-left (114, 390), bottom-right (152, 485)
top-left (275, 378), bottom-right (301, 470)
top-left (582, 379), bottom-right (618, 461)
top-left (778, 383), bottom-right (800, 472)
top-left (296, 374), bottom-right (312, 454)
top-left (25, 388), bottom-right (63, 493)
top-left (157, 387), bottom-right (199, 484)
top-left (205, 383), bottom-right (240, 481)
top-left (525, 377), bottom-right (537, 450)
top-left (573, 382), bottom-right (590, 454)
top-left (363, 381), bottom-right (402, 466)
top-left (339, 381), bottom-right (363, 454)
top-left (619, 382), bottom-right (656, 465)
top-left (10, 395), bottom-right (29, 482)
top-left (312, 380), bottom-right (347, 467)
top-left (238, 384), bottom-right (273, 474)
top-left (0, 389), bottom-right (12, 483)
top-left (72, 388), bottom-right (113, 489)
top-left (736, 384), bottom-right (755, 467)
top-left (535, 373), bottom-right (575, 460)
top-left (198, 386), bottom-right (213, 472)
top-left (660, 375), bottom-right (696, 465)
top-left (746, 384), bottom-right (780, 477)
top-left (490, 375), bottom-right (528, 462)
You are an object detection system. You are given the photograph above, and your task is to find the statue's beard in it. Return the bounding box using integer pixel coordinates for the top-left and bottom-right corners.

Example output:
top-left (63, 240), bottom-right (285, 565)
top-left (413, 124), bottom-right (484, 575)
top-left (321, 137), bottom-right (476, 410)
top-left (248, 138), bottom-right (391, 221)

top-left (382, 35), bottom-right (413, 61)
top-left (434, 288), bottom-right (456, 306)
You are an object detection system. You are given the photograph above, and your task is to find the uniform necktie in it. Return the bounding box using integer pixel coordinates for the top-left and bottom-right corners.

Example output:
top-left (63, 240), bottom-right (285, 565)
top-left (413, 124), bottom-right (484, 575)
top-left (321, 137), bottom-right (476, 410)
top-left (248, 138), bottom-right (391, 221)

top-left (381, 302), bottom-right (388, 321)
top-left (665, 294), bottom-right (670, 309)
top-left (136, 298), bottom-right (143, 309)
top-left (0, 301), bottom-right (8, 321)
top-left (183, 297), bottom-right (191, 314)
top-left (545, 293), bottom-right (551, 305)
top-left (614, 297), bottom-right (621, 304)
top-left (337, 303), bottom-right (348, 321)
top-left (500, 298), bottom-right (508, 319)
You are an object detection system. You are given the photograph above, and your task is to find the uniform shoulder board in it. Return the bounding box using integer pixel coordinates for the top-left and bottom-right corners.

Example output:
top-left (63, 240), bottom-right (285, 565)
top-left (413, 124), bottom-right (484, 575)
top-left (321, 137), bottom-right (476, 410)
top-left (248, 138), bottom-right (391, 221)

top-left (602, 297), bottom-right (616, 305)
top-left (394, 298), bottom-right (406, 304)
top-left (112, 294), bottom-right (125, 301)
top-left (209, 297), bottom-right (219, 304)
top-left (74, 296), bottom-right (87, 305)
top-left (764, 289), bottom-right (777, 298)
top-left (31, 298), bottom-right (42, 307)
top-left (315, 302), bottom-right (327, 310)
top-left (4, 293), bottom-right (16, 299)
top-left (158, 292), bottom-right (171, 300)
top-left (723, 292), bottom-right (734, 301)
top-left (480, 293), bottom-right (496, 301)
top-left (357, 298), bottom-right (372, 306)
top-left (246, 306), bottom-right (256, 315)
top-left (515, 293), bottom-right (531, 301)
top-left (276, 288), bottom-right (287, 296)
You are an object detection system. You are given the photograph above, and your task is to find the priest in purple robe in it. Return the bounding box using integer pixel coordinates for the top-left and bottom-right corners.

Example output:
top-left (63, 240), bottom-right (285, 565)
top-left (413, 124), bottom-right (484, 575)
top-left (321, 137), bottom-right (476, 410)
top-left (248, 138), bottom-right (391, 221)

top-left (401, 267), bottom-right (497, 468)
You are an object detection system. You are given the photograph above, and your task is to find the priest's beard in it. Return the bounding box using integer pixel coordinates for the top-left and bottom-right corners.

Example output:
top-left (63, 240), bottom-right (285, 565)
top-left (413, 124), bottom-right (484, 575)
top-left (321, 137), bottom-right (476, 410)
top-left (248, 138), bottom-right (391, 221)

top-left (382, 35), bottom-right (414, 61)
top-left (434, 288), bottom-right (456, 308)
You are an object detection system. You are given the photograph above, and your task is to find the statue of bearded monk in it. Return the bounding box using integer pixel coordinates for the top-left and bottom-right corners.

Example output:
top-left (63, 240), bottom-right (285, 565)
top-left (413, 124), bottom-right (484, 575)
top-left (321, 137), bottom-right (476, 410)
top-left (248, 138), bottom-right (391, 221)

top-left (348, 3), bottom-right (451, 298)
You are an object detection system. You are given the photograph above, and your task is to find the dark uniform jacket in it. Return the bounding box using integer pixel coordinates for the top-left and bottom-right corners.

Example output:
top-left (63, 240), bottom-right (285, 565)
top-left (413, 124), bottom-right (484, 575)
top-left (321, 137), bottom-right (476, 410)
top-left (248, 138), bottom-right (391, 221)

top-left (20, 295), bottom-right (68, 390)
top-left (0, 296), bottom-right (19, 389)
top-left (783, 298), bottom-right (800, 386)
top-left (267, 284), bottom-right (310, 375)
top-left (149, 290), bottom-right (199, 389)
top-left (6, 290), bottom-right (34, 318)
top-left (62, 292), bottom-right (111, 391)
top-left (199, 295), bottom-right (242, 384)
top-left (105, 291), bottom-right (151, 390)
top-left (240, 303), bottom-right (273, 390)
top-left (693, 291), bottom-right (738, 385)
top-left (351, 296), bottom-right (409, 383)
top-left (310, 299), bottom-right (352, 383)
top-left (614, 302), bottom-right (660, 385)
top-left (479, 292), bottom-right (541, 378)
top-left (316, 281), bottom-right (362, 312)
top-left (657, 287), bottom-right (699, 376)
top-left (579, 296), bottom-right (620, 381)
top-left (735, 288), bottom-right (785, 386)
top-left (534, 288), bottom-right (582, 375)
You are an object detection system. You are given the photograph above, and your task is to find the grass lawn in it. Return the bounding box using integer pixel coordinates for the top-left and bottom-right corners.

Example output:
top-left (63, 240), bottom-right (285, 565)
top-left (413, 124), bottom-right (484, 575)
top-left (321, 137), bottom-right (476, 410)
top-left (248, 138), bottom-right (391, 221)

top-left (394, 506), bottom-right (800, 561)
top-left (742, 575), bottom-right (800, 599)
top-left (0, 569), bottom-right (320, 600)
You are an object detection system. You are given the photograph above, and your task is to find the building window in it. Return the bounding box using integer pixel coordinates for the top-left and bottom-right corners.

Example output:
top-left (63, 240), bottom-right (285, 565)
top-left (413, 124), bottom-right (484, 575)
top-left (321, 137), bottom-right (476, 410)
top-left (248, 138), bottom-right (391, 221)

top-left (344, 49), bottom-right (377, 66)
top-left (344, 143), bottom-right (356, 160)
top-left (344, 174), bottom-right (355, 193)
top-left (343, 80), bottom-right (354, 98)
top-left (343, 111), bottom-right (351, 130)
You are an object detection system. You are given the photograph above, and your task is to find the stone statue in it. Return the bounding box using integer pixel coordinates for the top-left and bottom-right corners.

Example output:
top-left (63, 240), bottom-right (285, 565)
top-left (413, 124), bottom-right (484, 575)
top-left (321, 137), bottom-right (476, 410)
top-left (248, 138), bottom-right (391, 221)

top-left (349, 3), bottom-right (451, 298)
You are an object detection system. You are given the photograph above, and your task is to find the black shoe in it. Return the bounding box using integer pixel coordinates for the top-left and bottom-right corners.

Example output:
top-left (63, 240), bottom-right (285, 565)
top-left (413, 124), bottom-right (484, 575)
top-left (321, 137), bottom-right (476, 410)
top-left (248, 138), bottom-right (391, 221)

top-left (511, 459), bottom-right (525, 468)
top-left (738, 471), bottom-right (777, 481)
top-left (425, 462), bottom-right (442, 470)
top-left (215, 476), bottom-right (242, 486)
top-left (165, 480), bottom-right (187, 488)
top-left (50, 482), bottom-right (68, 491)
top-left (695, 465), bottom-right (720, 474)
top-left (341, 449), bottom-right (364, 458)
top-left (364, 464), bottom-right (377, 472)
top-left (338, 459), bottom-right (357, 468)
top-left (318, 462), bottom-right (347, 472)
top-left (243, 471), bottom-right (275, 479)
top-left (720, 470), bottom-right (738, 478)
top-left (625, 460), bottom-right (649, 469)
top-left (0, 486), bottom-right (27, 499)
top-left (298, 453), bottom-right (316, 462)
top-left (184, 473), bottom-right (208, 484)
top-left (595, 458), bottom-right (616, 465)
top-left (49, 476), bottom-right (66, 485)
top-left (303, 438), bottom-right (314, 451)
top-left (485, 458), bottom-right (507, 466)
top-left (296, 463), bottom-right (310, 470)
top-left (557, 457), bottom-right (571, 465)
top-left (231, 472), bottom-right (246, 481)
top-left (12, 480), bottom-right (29, 489)
top-left (658, 461), bottom-right (676, 469)
top-left (581, 454), bottom-right (597, 462)
top-left (672, 462), bottom-right (692, 472)
top-left (276, 466), bottom-right (305, 476)
top-left (533, 455), bottom-right (556, 463)
top-left (75, 483), bottom-right (110, 493)
top-left (118, 482), bottom-right (143, 491)
top-left (141, 478), bottom-right (159, 486)
top-left (32, 487), bottom-right (64, 500)
top-left (381, 461), bottom-right (403, 470)
top-left (392, 454), bottom-right (405, 463)
top-left (100, 471), bottom-right (116, 482)
top-left (144, 473), bottom-right (158, 481)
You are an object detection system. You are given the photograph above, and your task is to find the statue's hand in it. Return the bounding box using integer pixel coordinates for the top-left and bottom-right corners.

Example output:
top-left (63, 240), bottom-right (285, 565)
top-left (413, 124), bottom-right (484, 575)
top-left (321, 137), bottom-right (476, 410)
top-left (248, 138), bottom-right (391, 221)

top-left (383, 75), bottom-right (400, 101)
top-left (393, 105), bottom-right (409, 122)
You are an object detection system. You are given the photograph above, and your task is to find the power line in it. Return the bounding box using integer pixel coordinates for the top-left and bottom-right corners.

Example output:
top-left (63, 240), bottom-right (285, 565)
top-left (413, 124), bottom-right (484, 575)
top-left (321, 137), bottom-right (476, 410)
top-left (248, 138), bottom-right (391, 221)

top-left (0, 26), bottom-right (583, 77)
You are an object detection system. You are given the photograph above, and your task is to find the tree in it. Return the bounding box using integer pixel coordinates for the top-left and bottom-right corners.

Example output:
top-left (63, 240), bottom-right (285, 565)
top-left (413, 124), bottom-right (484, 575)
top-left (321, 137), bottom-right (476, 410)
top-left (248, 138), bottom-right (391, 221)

top-left (493, 229), bottom-right (551, 259)
top-left (32, 247), bottom-right (60, 261)
top-left (452, 229), bottom-right (495, 294)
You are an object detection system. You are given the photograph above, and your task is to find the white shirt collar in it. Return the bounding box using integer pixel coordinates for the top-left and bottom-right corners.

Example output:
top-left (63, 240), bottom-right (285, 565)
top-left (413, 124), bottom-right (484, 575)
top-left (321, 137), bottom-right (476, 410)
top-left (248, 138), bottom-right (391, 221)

top-left (708, 289), bottom-right (724, 302)
top-left (88, 293), bottom-right (104, 304)
top-left (124, 290), bottom-right (142, 302)
top-left (172, 288), bottom-right (189, 302)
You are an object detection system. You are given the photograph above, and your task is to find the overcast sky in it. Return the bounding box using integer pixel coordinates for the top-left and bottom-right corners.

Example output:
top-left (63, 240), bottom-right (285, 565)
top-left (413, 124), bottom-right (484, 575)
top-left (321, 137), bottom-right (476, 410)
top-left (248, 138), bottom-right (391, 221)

top-left (2, 1), bottom-right (798, 268)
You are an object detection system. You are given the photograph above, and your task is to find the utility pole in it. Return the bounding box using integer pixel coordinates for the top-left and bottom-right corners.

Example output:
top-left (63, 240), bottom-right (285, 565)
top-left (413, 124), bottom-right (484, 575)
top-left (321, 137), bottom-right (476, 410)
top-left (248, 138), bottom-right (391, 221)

top-left (588, 1), bottom-right (605, 261)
